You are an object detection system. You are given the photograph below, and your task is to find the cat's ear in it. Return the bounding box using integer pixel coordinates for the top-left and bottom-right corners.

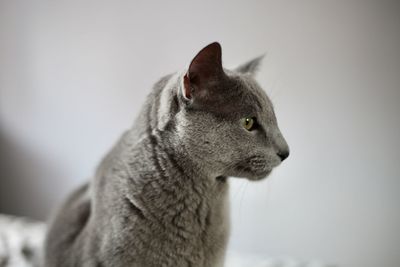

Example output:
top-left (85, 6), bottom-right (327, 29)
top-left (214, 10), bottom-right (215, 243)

top-left (235, 55), bottom-right (264, 75)
top-left (182, 42), bottom-right (225, 100)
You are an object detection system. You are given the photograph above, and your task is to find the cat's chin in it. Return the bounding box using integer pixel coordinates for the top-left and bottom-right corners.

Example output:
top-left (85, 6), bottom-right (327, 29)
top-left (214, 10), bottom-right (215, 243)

top-left (241, 169), bottom-right (272, 181)
top-left (227, 166), bottom-right (273, 181)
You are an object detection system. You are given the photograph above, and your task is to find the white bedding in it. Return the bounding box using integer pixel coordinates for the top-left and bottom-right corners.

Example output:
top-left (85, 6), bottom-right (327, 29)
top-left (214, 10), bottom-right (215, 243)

top-left (0, 214), bottom-right (334, 267)
top-left (0, 214), bottom-right (45, 267)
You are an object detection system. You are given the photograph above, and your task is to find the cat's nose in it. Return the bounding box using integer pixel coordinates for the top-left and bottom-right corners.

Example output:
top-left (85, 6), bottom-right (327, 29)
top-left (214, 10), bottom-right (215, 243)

top-left (272, 128), bottom-right (289, 162)
top-left (277, 149), bottom-right (289, 162)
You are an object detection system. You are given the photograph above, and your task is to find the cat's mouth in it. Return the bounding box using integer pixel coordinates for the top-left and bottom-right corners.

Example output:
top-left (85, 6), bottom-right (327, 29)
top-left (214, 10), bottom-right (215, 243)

top-left (231, 156), bottom-right (274, 181)
top-left (234, 165), bottom-right (272, 180)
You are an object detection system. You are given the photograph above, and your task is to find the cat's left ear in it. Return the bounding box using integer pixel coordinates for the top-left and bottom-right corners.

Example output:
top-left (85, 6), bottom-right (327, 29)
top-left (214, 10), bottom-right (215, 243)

top-left (182, 42), bottom-right (225, 101)
top-left (235, 55), bottom-right (264, 75)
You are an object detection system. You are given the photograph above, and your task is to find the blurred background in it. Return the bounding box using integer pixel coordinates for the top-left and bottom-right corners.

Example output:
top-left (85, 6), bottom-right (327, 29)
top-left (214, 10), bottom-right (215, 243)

top-left (0, 1), bottom-right (399, 267)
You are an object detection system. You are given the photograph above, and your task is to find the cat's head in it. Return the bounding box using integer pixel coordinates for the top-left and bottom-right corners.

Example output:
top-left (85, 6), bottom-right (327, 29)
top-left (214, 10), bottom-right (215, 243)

top-left (167, 42), bottom-right (289, 180)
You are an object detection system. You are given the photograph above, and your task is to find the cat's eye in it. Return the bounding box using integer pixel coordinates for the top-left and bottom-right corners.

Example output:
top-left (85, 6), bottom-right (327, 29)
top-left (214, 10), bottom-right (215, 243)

top-left (241, 117), bottom-right (256, 131)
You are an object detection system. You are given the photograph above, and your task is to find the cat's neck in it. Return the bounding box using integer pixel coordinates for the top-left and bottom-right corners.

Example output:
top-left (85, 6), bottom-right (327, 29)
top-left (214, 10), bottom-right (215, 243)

top-left (126, 127), bottom-right (227, 192)
top-left (118, 130), bottom-right (229, 229)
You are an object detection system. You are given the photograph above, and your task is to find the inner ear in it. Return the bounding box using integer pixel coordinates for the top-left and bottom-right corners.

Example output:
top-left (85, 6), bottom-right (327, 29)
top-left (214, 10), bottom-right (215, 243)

top-left (183, 42), bottom-right (224, 100)
top-left (183, 74), bottom-right (192, 100)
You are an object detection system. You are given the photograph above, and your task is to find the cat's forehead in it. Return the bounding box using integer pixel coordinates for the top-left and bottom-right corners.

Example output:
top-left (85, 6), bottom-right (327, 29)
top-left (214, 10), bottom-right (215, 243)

top-left (236, 74), bottom-right (272, 110)
top-left (185, 70), bottom-right (275, 124)
top-left (217, 73), bottom-right (274, 120)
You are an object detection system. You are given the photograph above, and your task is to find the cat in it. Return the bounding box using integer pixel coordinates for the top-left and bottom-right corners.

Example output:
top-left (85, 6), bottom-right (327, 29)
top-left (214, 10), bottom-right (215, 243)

top-left (44, 42), bottom-right (289, 267)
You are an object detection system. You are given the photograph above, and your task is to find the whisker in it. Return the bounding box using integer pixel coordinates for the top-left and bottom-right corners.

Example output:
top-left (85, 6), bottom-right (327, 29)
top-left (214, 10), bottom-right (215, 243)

top-left (238, 180), bottom-right (249, 222)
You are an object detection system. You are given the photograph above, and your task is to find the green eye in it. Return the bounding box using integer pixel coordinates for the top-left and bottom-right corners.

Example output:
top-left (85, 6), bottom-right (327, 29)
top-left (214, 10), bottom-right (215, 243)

top-left (241, 117), bottom-right (255, 131)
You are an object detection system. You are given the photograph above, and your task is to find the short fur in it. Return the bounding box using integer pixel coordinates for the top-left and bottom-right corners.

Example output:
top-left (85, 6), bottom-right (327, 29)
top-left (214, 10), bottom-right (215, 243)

top-left (45, 42), bottom-right (289, 267)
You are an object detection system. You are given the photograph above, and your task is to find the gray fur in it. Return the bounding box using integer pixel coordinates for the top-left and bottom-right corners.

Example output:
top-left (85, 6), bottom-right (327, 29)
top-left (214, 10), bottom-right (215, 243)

top-left (235, 55), bottom-right (265, 75)
top-left (45, 43), bottom-right (289, 267)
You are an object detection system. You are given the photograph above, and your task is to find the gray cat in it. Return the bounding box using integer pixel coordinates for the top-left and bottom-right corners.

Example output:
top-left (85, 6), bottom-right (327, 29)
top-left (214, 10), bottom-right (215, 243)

top-left (44, 42), bottom-right (289, 267)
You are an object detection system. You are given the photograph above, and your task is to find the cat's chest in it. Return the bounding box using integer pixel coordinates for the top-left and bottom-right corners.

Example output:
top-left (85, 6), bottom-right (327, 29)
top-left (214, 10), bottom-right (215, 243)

top-left (147, 193), bottom-right (229, 266)
top-left (128, 180), bottom-right (230, 266)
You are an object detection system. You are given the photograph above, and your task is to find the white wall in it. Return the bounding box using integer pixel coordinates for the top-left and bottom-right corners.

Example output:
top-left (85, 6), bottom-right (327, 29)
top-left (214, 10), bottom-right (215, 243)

top-left (0, 1), bottom-right (399, 267)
